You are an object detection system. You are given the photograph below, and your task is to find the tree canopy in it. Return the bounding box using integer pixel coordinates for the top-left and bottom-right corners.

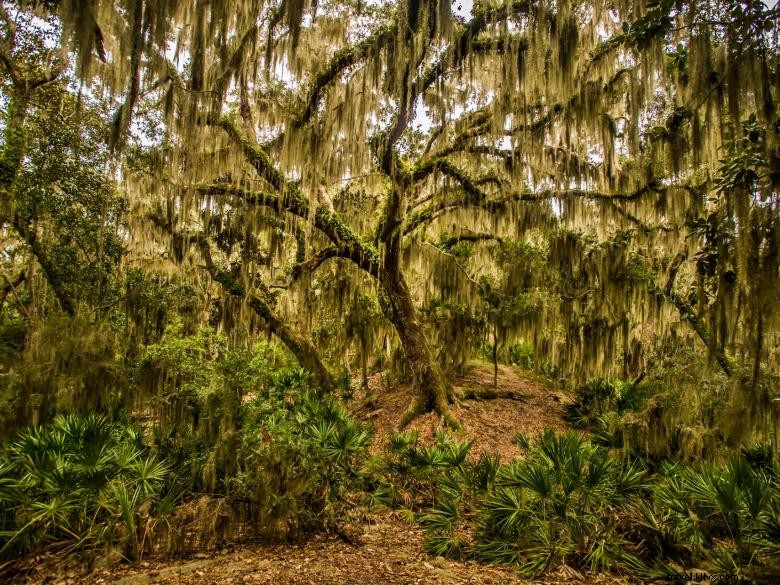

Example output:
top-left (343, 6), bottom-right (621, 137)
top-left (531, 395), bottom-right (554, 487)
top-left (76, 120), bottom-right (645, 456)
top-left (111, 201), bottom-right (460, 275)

top-left (0, 0), bottom-right (778, 433)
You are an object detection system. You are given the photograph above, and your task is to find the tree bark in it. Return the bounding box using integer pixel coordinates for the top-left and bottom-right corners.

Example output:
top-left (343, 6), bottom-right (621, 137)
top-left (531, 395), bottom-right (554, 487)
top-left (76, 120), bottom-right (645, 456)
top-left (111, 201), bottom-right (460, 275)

top-left (380, 232), bottom-right (458, 429)
top-left (195, 235), bottom-right (337, 393)
top-left (246, 295), bottom-right (337, 394)
top-left (493, 323), bottom-right (499, 388)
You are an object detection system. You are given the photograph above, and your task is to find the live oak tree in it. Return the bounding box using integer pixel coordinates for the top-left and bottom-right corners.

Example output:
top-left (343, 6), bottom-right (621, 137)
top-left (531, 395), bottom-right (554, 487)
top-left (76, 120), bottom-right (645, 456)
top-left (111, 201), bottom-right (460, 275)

top-left (25, 0), bottom-right (780, 429)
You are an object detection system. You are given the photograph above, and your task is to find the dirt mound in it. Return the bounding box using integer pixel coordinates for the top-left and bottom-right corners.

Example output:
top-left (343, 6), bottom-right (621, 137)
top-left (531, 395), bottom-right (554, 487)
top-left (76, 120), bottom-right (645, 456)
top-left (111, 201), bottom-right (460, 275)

top-left (361, 360), bottom-right (570, 460)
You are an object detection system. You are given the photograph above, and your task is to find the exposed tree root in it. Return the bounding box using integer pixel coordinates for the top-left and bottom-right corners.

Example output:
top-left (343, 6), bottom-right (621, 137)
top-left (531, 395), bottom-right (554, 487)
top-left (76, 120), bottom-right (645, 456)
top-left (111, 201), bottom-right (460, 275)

top-left (395, 392), bottom-right (462, 432)
top-left (396, 395), bottom-right (424, 430)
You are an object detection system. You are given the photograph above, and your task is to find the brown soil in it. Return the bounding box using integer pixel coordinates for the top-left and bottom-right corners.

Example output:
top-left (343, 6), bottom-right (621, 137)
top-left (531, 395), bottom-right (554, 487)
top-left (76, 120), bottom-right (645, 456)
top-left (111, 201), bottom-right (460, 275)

top-left (7, 517), bottom-right (634, 585)
top-left (4, 362), bottom-right (630, 585)
top-left (363, 360), bottom-right (571, 460)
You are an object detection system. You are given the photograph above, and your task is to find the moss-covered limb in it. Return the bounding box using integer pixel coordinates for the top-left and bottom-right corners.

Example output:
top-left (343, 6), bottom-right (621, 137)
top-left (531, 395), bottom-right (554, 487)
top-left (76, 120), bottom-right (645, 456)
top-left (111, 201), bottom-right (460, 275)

top-left (410, 1), bottom-right (534, 99)
top-left (470, 35), bottom-right (529, 55)
top-left (643, 254), bottom-right (732, 376)
top-left (662, 288), bottom-right (734, 378)
top-left (664, 251), bottom-right (687, 296)
top-left (404, 181), bottom-right (670, 238)
top-left (243, 295), bottom-right (336, 393)
top-left (11, 214), bottom-right (75, 316)
top-left (422, 99), bottom-right (561, 164)
top-left (606, 200), bottom-right (672, 234)
top-left (423, 108), bottom-right (495, 158)
top-left (437, 232), bottom-right (503, 251)
top-left (289, 246), bottom-right (343, 280)
top-left (0, 271), bottom-right (25, 310)
top-left (292, 21), bottom-right (397, 129)
top-left (587, 1), bottom-right (675, 71)
top-left (411, 159), bottom-right (487, 204)
top-left (199, 183), bottom-right (381, 276)
top-left (195, 234), bottom-right (337, 393)
top-left (371, 128), bottom-right (413, 237)
top-left (216, 120), bottom-right (379, 267)
top-left (648, 253), bottom-right (735, 378)
top-left (217, 119), bottom-right (289, 192)
top-left (238, 71), bottom-right (257, 144)
top-left (288, 245), bottom-right (370, 281)
top-left (404, 202), bottom-right (455, 236)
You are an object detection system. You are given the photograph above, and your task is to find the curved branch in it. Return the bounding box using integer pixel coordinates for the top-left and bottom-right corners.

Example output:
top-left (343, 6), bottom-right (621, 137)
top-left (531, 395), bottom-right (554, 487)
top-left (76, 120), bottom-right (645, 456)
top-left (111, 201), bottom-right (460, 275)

top-left (12, 215), bottom-right (75, 316)
top-left (194, 234), bottom-right (337, 393)
top-left (289, 246), bottom-right (343, 280)
top-left (292, 22), bottom-right (397, 129)
top-left (0, 271), bottom-right (25, 310)
top-left (437, 232), bottom-right (503, 251)
top-left (412, 158), bottom-right (487, 203)
top-left (404, 181), bottom-right (667, 236)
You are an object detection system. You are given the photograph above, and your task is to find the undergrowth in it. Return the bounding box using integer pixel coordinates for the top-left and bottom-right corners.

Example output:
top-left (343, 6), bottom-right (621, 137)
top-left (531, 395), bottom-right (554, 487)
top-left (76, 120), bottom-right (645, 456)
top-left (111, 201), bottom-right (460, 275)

top-left (0, 366), bottom-right (372, 563)
top-left (374, 428), bottom-right (780, 581)
top-left (0, 413), bottom-right (171, 562)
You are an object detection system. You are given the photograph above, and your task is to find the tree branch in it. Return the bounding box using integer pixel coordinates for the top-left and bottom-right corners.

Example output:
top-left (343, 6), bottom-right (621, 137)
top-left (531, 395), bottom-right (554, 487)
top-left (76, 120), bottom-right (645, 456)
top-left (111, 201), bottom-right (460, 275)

top-left (646, 253), bottom-right (734, 377)
top-left (199, 183), bottom-right (380, 275)
top-left (437, 232), bottom-right (503, 251)
top-left (12, 215), bottom-right (75, 315)
top-left (0, 271), bottom-right (25, 310)
top-left (404, 181), bottom-right (667, 236)
top-left (292, 22), bottom-right (397, 129)
top-left (412, 158), bottom-right (488, 203)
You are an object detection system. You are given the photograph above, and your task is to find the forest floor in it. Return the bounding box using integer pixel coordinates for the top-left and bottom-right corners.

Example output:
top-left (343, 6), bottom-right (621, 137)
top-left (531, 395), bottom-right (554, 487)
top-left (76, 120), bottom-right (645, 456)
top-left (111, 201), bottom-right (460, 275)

top-left (6, 361), bottom-right (636, 585)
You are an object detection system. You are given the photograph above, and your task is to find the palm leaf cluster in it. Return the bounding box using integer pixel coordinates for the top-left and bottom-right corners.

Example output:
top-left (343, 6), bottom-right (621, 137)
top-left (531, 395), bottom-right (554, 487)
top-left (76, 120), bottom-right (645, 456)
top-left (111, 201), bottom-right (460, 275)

top-left (408, 430), bottom-right (780, 580)
top-left (366, 429), bottom-right (474, 515)
top-left (232, 369), bottom-right (371, 538)
top-left (0, 413), bottom-right (170, 561)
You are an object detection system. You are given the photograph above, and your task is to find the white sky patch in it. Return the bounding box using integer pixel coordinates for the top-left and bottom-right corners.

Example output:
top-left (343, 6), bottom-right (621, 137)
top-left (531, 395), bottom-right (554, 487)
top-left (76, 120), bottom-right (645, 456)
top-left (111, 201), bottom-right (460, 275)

top-left (453, 0), bottom-right (474, 20)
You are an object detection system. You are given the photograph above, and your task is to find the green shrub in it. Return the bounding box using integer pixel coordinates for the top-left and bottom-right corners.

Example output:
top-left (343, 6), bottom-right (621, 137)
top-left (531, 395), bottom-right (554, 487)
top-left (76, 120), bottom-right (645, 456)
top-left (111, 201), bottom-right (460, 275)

top-left (367, 429), bottom-right (473, 512)
top-left (231, 368), bottom-right (371, 538)
top-left (415, 429), bottom-right (780, 580)
top-left (565, 377), bottom-right (648, 428)
top-left (632, 458), bottom-right (780, 580)
top-left (473, 431), bottom-right (647, 575)
top-left (0, 413), bottom-right (171, 561)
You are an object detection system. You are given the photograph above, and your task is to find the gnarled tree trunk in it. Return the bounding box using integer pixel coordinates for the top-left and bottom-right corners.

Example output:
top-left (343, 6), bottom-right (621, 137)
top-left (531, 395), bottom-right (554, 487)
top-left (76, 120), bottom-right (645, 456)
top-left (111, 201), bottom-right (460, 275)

top-left (380, 232), bottom-right (457, 429)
